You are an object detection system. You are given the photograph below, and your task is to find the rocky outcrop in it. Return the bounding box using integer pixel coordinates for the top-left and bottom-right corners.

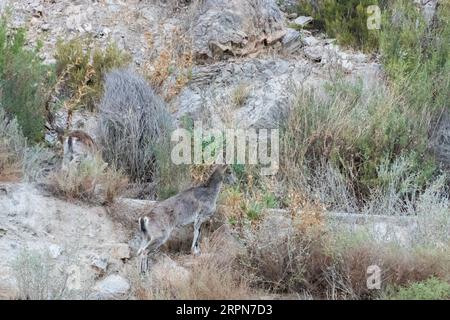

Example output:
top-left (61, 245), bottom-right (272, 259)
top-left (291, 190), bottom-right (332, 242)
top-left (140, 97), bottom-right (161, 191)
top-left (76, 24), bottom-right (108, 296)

top-left (0, 183), bottom-right (130, 299)
top-left (190, 0), bottom-right (286, 60)
top-left (172, 46), bottom-right (381, 129)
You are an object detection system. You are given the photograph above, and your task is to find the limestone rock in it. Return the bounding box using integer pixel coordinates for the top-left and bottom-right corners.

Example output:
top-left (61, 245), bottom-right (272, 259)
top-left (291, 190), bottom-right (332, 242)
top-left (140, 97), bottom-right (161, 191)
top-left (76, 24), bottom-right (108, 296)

top-left (292, 16), bottom-right (313, 28)
top-left (91, 256), bottom-right (109, 273)
top-left (191, 0), bottom-right (286, 60)
top-left (282, 28), bottom-right (303, 54)
top-left (48, 244), bottom-right (63, 259)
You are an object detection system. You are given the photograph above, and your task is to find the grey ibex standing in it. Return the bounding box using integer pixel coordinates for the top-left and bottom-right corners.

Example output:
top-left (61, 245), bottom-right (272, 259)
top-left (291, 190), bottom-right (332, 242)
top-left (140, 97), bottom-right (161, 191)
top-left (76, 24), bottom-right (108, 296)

top-left (137, 164), bottom-right (236, 270)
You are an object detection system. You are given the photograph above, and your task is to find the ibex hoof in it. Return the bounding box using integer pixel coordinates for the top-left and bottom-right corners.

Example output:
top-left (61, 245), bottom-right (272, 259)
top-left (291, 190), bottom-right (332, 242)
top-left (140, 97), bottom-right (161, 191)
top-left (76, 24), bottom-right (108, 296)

top-left (139, 253), bottom-right (149, 274)
top-left (192, 247), bottom-right (201, 256)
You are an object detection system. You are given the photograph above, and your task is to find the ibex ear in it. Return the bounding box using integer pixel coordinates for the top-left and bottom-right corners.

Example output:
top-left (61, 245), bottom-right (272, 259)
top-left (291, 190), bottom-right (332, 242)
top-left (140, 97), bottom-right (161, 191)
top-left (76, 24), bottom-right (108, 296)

top-left (215, 164), bottom-right (229, 174)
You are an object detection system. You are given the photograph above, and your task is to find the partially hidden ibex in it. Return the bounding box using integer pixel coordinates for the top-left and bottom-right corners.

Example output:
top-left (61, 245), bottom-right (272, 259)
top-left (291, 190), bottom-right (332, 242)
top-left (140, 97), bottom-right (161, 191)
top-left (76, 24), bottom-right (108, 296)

top-left (60, 130), bottom-right (97, 171)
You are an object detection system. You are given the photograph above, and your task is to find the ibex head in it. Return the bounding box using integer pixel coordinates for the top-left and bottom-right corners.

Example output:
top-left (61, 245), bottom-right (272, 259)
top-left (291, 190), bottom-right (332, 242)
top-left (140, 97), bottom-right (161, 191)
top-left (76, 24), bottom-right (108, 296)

top-left (207, 164), bottom-right (237, 186)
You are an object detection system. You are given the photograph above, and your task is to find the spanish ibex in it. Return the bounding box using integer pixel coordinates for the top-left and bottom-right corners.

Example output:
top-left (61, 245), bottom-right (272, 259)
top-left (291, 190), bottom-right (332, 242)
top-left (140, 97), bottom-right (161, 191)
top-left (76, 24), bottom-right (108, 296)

top-left (137, 164), bottom-right (236, 268)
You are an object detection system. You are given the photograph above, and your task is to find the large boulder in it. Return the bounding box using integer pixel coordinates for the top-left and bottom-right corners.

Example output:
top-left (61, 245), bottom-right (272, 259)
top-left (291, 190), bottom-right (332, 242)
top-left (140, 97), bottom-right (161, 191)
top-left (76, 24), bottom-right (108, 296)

top-left (190, 0), bottom-right (286, 60)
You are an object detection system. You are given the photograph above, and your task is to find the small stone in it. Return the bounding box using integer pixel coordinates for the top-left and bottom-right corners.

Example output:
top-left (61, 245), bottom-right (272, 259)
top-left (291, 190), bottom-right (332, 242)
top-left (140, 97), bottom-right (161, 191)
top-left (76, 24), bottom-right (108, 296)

top-left (302, 35), bottom-right (320, 47)
top-left (91, 275), bottom-right (130, 300)
top-left (293, 16), bottom-right (313, 28)
top-left (304, 46), bottom-right (323, 63)
top-left (41, 23), bottom-right (50, 32)
top-left (32, 6), bottom-right (43, 18)
top-left (109, 243), bottom-right (130, 260)
top-left (48, 244), bottom-right (63, 258)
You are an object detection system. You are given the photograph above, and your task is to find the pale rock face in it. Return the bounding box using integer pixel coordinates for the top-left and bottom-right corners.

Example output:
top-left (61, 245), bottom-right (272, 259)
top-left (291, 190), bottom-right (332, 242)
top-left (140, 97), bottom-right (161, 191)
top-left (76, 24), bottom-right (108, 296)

top-left (48, 244), bottom-right (63, 259)
top-left (151, 255), bottom-right (191, 286)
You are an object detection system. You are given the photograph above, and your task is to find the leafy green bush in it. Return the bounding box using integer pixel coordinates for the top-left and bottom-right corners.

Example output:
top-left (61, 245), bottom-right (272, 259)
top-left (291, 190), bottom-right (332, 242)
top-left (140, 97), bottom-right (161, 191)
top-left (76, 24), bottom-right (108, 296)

top-left (297, 0), bottom-right (382, 51)
top-left (0, 13), bottom-right (54, 141)
top-left (380, 0), bottom-right (450, 113)
top-left (55, 38), bottom-right (131, 111)
top-left (384, 277), bottom-right (450, 300)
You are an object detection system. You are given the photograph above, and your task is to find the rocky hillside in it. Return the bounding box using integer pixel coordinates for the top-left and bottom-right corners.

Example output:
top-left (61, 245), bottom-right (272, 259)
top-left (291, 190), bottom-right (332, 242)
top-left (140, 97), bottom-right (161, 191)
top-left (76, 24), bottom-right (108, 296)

top-left (0, 0), bottom-right (448, 300)
top-left (5, 0), bottom-right (381, 132)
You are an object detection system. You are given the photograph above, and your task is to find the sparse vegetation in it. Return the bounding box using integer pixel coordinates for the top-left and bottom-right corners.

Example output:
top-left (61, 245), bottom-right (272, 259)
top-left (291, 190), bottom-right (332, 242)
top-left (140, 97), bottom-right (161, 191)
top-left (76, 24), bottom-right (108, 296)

top-left (54, 38), bottom-right (131, 112)
top-left (0, 105), bottom-right (54, 182)
top-left (280, 80), bottom-right (434, 210)
top-left (297, 0), bottom-right (383, 51)
top-left (129, 230), bottom-right (253, 300)
top-left (231, 83), bottom-right (251, 108)
top-left (0, 105), bottom-right (26, 181)
top-left (12, 249), bottom-right (70, 300)
top-left (144, 26), bottom-right (193, 101)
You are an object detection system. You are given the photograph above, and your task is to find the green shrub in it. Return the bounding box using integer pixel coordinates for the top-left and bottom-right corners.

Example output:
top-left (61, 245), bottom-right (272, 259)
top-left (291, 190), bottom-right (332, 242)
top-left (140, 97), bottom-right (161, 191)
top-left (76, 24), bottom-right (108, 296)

top-left (1, 105), bottom-right (54, 182)
top-left (0, 13), bottom-right (54, 141)
top-left (244, 201), bottom-right (263, 221)
top-left (297, 0), bottom-right (383, 51)
top-left (384, 277), bottom-right (450, 300)
top-left (262, 191), bottom-right (279, 209)
top-left (55, 38), bottom-right (131, 111)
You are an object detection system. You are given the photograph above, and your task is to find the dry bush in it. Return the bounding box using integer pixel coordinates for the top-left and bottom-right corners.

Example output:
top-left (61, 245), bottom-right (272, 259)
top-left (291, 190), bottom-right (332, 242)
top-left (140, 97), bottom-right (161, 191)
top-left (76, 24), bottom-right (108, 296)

top-left (129, 228), bottom-right (253, 300)
top-left (327, 228), bottom-right (450, 299)
top-left (240, 209), bottom-right (327, 295)
top-left (97, 69), bottom-right (174, 186)
top-left (144, 23), bottom-right (193, 101)
top-left (47, 154), bottom-right (127, 203)
top-left (12, 249), bottom-right (70, 300)
top-left (239, 205), bottom-right (450, 299)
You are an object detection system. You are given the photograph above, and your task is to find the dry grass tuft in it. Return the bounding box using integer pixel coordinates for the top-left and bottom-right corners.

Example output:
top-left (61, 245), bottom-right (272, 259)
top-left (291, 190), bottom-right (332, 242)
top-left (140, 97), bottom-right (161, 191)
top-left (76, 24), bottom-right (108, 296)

top-left (47, 153), bottom-right (127, 204)
top-left (129, 228), bottom-right (253, 300)
top-left (144, 26), bottom-right (193, 101)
